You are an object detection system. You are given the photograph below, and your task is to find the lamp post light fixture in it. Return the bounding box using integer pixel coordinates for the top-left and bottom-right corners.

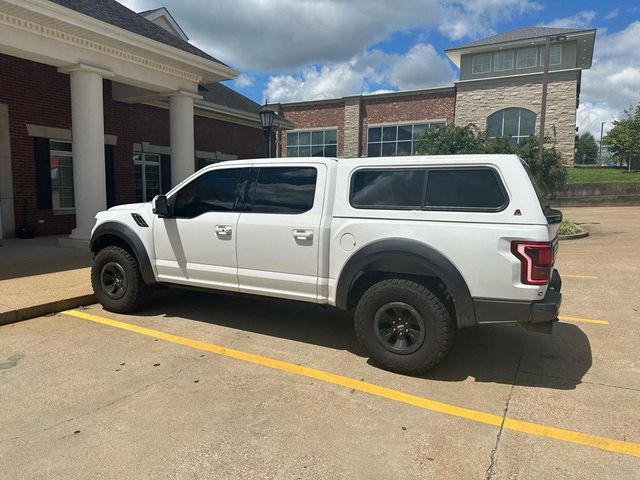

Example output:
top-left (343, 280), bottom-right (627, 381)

top-left (259, 105), bottom-right (275, 158)
top-left (539, 34), bottom-right (567, 162)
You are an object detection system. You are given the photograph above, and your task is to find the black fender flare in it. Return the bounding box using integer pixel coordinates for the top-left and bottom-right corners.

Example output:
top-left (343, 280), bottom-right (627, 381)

top-left (335, 238), bottom-right (476, 328)
top-left (90, 222), bottom-right (156, 285)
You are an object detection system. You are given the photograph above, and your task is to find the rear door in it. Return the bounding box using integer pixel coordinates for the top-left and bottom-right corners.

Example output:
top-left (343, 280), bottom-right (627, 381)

top-left (236, 164), bottom-right (326, 302)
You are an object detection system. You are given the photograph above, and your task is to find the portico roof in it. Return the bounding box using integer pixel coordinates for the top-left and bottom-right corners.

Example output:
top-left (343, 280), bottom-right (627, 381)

top-left (0, 0), bottom-right (238, 92)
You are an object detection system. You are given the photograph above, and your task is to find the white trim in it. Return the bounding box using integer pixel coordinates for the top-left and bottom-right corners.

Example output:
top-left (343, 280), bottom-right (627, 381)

top-left (540, 43), bottom-right (562, 66)
top-left (57, 63), bottom-right (115, 78)
top-left (3, 0), bottom-right (238, 81)
top-left (26, 124), bottom-right (117, 144)
top-left (472, 53), bottom-right (492, 74)
top-left (455, 67), bottom-right (581, 84)
top-left (133, 142), bottom-right (171, 155)
top-left (367, 119), bottom-right (448, 128)
top-left (287, 126), bottom-right (339, 133)
top-left (516, 47), bottom-right (538, 70)
top-left (141, 7), bottom-right (189, 42)
top-left (493, 50), bottom-right (514, 72)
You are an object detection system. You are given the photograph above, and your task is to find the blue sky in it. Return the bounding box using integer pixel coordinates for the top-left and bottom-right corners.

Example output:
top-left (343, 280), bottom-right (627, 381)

top-left (118, 0), bottom-right (640, 135)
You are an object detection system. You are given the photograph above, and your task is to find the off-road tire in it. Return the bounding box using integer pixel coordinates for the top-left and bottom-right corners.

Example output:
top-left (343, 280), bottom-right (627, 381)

top-left (91, 246), bottom-right (148, 313)
top-left (354, 279), bottom-right (455, 375)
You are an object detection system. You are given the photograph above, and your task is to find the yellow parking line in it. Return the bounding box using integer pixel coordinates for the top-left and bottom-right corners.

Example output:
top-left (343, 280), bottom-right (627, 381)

top-left (63, 309), bottom-right (639, 458)
top-left (559, 315), bottom-right (609, 325)
top-left (562, 274), bottom-right (598, 280)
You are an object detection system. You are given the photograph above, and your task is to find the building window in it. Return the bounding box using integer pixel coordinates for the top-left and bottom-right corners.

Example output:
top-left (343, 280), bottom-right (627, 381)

top-left (493, 51), bottom-right (514, 72)
top-left (287, 129), bottom-right (337, 157)
top-left (367, 122), bottom-right (445, 157)
top-left (50, 140), bottom-right (74, 209)
top-left (486, 107), bottom-right (537, 146)
top-left (516, 48), bottom-right (538, 69)
top-left (540, 44), bottom-right (562, 66)
top-left (134, 152), bottom-right (161, 202)
top-left (472, 53), bottom-right (492, 74)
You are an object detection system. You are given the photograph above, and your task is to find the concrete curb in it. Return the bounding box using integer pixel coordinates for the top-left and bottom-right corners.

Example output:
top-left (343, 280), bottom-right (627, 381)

top-left (559, 229), bottom-right (589, 241)
top-left (0, 294), bottom-right (96, 327)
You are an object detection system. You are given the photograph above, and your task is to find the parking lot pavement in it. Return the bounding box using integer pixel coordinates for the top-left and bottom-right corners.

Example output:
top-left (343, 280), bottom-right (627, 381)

top-left (1, 207), bottom-right (639, 479)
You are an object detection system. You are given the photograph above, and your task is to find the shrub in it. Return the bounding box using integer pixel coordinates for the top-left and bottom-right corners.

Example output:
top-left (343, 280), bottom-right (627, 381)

top-left (414, 125), bottom-right (567, 198)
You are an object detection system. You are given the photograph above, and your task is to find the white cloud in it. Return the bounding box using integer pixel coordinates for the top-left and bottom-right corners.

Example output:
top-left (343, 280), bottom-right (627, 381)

top-left (604, 8), bottom-right (619, 21)
top-left (541, 11), bottom-right (596, 29)
top-left (577, 22), bottom-right (640, 136)
top-left (234, 73), bottom-right (255, 88)
top-left (117, 0), bottom-right (541, 71)
top-left (388, 43), bottom-right (457, 90)
top-left (438, 0), bottom-right (543, 40)
top-left (264, 44), bottom-right (455, 102)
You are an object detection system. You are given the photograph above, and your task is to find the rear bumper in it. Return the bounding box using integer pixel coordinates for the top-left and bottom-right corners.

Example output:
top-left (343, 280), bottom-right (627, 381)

top-left (473, 269), bottom-right (562, 330)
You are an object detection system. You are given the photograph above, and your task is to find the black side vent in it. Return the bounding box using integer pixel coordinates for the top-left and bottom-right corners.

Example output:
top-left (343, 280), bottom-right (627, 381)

top-left (131, 213), bottom-right (149, 228)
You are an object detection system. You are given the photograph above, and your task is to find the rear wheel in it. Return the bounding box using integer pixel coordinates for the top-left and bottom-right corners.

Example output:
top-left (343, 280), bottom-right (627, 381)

top-left (354, 279), bottom-right (454, 375)
top-left (91, 246), bottom-right (148, 313)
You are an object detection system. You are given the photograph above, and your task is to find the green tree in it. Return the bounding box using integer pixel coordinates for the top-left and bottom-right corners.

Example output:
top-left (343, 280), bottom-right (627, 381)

top-left (603, 105), bottom-right (640, 169)
top-left (414, 125), bottom-right (567, 197)
top-left (575, 132), bottom-right (599, 165)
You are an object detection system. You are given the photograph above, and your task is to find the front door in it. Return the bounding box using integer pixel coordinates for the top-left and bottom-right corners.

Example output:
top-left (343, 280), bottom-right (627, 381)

top-left (153, 166), bottom-right (248, 291)
top-left (236, 164), bottom-right (325, 302)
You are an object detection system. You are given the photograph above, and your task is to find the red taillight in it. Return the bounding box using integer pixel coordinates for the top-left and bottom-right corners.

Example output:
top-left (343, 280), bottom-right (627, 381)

top-left (511, 241), bottom-right (554, 285)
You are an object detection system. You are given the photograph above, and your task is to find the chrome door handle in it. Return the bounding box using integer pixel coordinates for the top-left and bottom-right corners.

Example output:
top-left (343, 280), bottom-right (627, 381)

top-left (215, 225), bottom-right (232, 235)
top-left (293, 229), bottom-right (313, 240)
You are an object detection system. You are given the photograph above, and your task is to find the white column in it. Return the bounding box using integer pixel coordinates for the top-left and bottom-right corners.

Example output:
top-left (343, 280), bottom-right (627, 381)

top-left (59, 64), bottom-right (114, 241)
top-left (170, 92), bottom-right (200, 185)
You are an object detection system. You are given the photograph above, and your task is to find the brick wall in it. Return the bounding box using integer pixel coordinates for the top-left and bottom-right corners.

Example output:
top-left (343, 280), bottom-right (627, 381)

top-left (277, 89), bottom-right (456, 158)
top-left (455, 71), bottom-right (579, 164)
top-left (277, 102), bottom-right (345, 156)
top-left (360, 90), bottom-right (456, 156)
top-left (0, 53), bottom-right (264, 236)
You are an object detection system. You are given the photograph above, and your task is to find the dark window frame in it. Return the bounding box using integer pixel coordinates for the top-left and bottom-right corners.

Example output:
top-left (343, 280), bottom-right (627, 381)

top-left (169, 167), bottom-right (249, 219)
top-left (349, 166), bottom-right (509, 213)
top-left (241, 166), bottom-right (319, 215)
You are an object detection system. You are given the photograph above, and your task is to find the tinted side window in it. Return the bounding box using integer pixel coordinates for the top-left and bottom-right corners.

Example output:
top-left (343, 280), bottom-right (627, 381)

top-left (247, 167), bottom-right (317, 214)
top-left (351, 169), bottom-right (425, 208)
top-left (173, 168), bottom-right (245, 217)
top-left (426, 169), bottom-right (506, 209)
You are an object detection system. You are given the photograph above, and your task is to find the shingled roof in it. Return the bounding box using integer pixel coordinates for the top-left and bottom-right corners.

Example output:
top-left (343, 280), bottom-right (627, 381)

top-left (199, 82), bottom-right (262, 114)
top-left (49, 0), bottom-right (227, 66)
top-left (447, 27), bottom-right (590, 51)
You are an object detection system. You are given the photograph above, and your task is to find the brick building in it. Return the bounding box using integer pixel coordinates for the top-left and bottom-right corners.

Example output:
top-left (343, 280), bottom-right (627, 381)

top-left (276, 27), bottom-right (596, 165)
top-left (0, 1), bottom-right (291, 239)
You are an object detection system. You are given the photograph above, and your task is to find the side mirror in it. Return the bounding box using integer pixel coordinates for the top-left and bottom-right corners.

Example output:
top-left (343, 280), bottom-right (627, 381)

top-left (152, 195), bottom-right (171, 217)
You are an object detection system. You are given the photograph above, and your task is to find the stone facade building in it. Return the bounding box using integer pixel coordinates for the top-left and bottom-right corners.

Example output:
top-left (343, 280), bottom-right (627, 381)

top-left (277, 27), bottom-right (596, 166)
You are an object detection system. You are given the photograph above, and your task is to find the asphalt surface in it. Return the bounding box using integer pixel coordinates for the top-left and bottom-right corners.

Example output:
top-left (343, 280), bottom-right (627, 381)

top-left (1, 206), bottom-right (639, 479)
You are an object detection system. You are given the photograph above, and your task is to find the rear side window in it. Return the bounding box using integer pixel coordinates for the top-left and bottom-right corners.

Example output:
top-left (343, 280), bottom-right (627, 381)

top-left (246, 167), bottom-right (317, 214)
top-left (351, 169), bottom-right (425, 208)
top-left (173, 168), bottom-right (246, 218)
top-left (425, 169), bottom-right (506, 209)
top-left (350, 167), bottom-right (507, 211)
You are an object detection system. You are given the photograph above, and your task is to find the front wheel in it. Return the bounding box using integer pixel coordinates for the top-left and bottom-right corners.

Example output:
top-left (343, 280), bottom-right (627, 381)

top-left (91, 246), bottom-right (148, 313)
top-left (354, 279), bottom-right (455, 375)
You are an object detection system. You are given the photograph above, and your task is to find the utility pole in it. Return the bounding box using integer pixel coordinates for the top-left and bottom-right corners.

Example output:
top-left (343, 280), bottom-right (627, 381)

top-left (599, 121), bottom-right (605, 165)
top-left (538, 34), bottom-right (567, 162)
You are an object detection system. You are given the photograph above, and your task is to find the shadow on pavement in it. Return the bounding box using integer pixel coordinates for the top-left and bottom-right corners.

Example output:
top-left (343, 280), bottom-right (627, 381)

top-left (0, 236), bottom-right (91, 280)
top-left (139, 288), bottom-right (591, 391)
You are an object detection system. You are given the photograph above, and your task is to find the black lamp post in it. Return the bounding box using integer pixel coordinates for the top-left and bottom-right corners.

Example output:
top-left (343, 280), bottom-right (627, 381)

top-left (259, 105), bottom-right (275, 158)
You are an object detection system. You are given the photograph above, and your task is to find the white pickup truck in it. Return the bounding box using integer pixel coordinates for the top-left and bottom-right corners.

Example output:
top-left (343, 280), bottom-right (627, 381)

top-left (90, 155), bottom-right (562, 374)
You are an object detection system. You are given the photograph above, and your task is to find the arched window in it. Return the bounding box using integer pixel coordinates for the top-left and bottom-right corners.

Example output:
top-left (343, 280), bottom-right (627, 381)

top-left (486, 108), bottom-right (536, 146)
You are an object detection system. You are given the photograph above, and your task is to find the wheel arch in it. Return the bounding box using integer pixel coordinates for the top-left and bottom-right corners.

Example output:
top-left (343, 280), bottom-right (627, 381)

top-left (90, 222), bottom-right (156, 285)
top-left (335, 238), bottom-right (476, 328)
